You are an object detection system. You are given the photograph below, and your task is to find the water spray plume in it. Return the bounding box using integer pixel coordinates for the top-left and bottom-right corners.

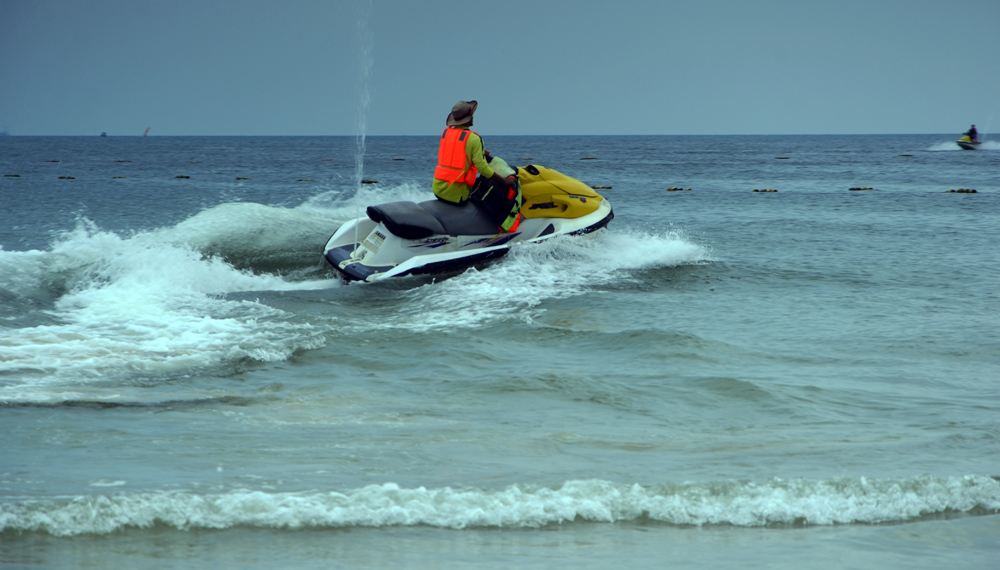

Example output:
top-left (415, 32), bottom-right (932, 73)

top-left (352, 0), bottom-right (375, 247)
top-left (354, 0), bottom-right (374, 192)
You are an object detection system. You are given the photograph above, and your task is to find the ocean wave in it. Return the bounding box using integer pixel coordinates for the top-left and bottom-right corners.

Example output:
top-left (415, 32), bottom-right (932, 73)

top-left (0, 219), bottom-right (338, 402)
top-left (166, 202), bottom-right (340, 274)
top-left (303, 180), bottom-right (433, 213)
top-left (3, 475), bottom-right (997, 536)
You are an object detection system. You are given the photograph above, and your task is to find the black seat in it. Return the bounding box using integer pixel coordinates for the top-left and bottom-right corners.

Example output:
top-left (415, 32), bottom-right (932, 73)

top-left (366, 201), bottom-right (446, 239)
top-left (418, 199), bottom-right (499, 236)
top-left (367, 199), bottom-right (498, 238)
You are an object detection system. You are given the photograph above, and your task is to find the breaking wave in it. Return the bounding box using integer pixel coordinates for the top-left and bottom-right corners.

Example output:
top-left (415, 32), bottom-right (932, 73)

top-left (2, 475), bottom-right (997, 536)
top-left (0, 209), bottom-right (341, 403)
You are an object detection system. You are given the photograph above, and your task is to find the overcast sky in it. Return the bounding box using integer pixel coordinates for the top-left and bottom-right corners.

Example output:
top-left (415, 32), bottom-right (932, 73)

top-left (1, 0), bottom-right (997, 136)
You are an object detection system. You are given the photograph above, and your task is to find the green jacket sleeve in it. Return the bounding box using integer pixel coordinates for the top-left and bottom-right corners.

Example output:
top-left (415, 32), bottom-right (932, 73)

top-left (466, 132), bottom-right (494, 179)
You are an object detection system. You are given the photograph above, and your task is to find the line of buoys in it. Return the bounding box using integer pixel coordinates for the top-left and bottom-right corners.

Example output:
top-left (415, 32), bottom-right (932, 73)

top-left (666, 186), bottom-right (691, 191)
top-left (4, 174), bottom-right (19, 177)
top-left (899, 154), bottom-right (914, 157)
top-left (114, 160), bottom-right (132, 163)
top-left (752, 188), bottom-right (778, 192)
top-left (849, 187), bottom-right (873, 191)
top-left (236, 177), bottom-right (251, 180)
top-left (947, 188), bottom-right (977, 193)
top-left (392, 158), bottom-right (406, 161)
top-left (322, 158), bottom-right (337, 162)
top-left (58, 176), bottom-right (75, 179)
top-left (591, 185), bottom-right (612, 189)
top-left (44, 160), bottom-right (60, 163)
top-left (580, 157), bottom-right (598, 160)
top-left (175, 175), bottom-right (190, 179)
top-left (113, 176), bottom-right (127, 179)
top-left (775, 157), bottom-right (790, 160)
top-left (361, 179), bottom-right (378, 184)
top-left (297, 178), bottom-right (315, 182)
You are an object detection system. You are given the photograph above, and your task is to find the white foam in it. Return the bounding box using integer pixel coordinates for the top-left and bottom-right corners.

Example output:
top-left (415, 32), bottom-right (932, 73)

top-left (393, 228), bottom-right (710, 331)
top-left (928, 141), bottom-right (963, 151)
top-left (928, 139), bottom-right (1000, 151)
top-left (0, 219), bottom-right (335, 403)
top-left (2, 475), bottom-right (996, 536)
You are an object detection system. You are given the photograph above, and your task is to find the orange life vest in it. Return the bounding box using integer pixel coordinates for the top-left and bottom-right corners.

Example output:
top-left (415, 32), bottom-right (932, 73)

top-left (434, 127), bottom-right (478, 187)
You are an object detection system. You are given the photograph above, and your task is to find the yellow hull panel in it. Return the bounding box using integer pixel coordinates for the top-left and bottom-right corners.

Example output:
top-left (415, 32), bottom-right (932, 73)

top-left (517, 164), bottom-right (604, 220)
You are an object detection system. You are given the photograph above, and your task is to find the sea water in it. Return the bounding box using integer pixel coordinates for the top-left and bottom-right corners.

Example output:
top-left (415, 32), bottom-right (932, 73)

top-left (1, 134), bottom-right (998, 569)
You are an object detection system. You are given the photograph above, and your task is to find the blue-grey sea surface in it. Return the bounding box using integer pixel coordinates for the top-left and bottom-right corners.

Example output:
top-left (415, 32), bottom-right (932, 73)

top-left (1, 134), bottom-right (998, 569)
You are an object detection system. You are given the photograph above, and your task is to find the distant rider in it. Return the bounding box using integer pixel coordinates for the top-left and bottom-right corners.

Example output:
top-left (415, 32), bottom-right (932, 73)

top-left (433, 101), bottom-right (521, 231)
top-left (965, 125), bottom-right (978, 141)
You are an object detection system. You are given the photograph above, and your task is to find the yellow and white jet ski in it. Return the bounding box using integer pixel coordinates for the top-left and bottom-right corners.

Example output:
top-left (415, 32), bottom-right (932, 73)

top-left (956, 135), bottom-right (981, 150)
top-left (323, 164), bottom-right (613, 282)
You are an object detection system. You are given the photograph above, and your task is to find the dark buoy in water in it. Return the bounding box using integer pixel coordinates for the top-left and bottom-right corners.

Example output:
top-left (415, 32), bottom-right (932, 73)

top-left (666, 186), bottom-right (691, 191)
top-left (175, 175), bottom-right (190, 179)
top-left (849, 187), bottom-right (873, 191)
top-left (591, 185), bottom-right (612, 189)
top-left (947, 188), bottom-right (977, 193)
top-left (752, 188), bottom-right (778, 192)
top-left (361, 179), bottom-right (378, 184)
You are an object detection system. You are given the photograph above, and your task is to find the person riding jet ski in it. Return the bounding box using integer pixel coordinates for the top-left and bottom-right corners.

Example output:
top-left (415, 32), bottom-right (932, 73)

top-left (321, 101), bottom-right (614, 282)
top-left (957, 124), bottom-right (982, 150)
top-left (433, 100), bottom-right (522, 233)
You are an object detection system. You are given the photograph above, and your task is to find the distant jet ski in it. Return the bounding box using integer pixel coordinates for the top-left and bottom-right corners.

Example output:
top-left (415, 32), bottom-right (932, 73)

top-left (323, 164), bottom-right (613, 282)
top-left (956, 135), bottom-right (981, 150)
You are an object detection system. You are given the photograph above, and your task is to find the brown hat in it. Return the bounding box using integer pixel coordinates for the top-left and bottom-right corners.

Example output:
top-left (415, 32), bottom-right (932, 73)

top-left (446, 100), bottom-right (478, 126)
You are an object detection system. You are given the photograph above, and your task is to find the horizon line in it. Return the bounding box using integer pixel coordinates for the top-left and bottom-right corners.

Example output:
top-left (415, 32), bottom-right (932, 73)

top-left (0, 132), bottom-right (966, 138)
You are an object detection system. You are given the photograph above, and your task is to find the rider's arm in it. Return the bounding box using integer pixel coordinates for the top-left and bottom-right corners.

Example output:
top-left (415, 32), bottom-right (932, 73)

top-left (466, 133), bottom-right (495, 179)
